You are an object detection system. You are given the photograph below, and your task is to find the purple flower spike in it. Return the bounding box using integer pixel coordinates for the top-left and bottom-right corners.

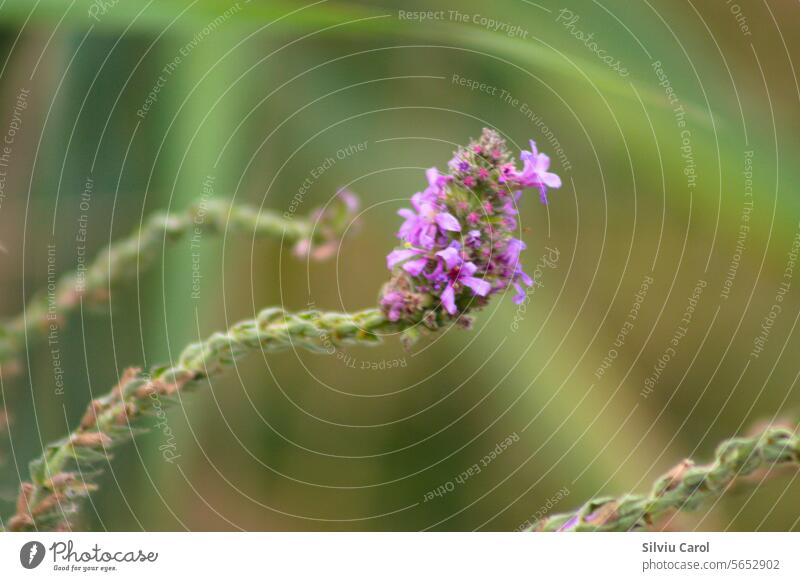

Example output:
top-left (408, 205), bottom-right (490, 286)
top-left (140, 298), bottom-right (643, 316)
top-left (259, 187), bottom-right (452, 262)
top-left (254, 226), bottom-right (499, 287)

top-left (379, 129), bottom-right (560, 327)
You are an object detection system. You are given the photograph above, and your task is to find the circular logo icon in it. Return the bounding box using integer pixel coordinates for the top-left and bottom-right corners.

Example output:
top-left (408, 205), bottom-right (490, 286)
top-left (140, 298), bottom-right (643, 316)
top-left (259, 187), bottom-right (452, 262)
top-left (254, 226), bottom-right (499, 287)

top-left (19, 541), bottom-right (46, 569)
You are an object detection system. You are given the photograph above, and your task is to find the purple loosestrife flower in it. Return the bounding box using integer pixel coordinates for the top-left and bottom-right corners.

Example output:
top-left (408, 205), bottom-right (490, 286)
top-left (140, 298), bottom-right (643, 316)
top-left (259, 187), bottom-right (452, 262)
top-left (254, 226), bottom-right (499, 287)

top-left (434, 243), bottom-right (491, 314)
top-left (501, 140), bottom-right (562, 204)
top-left (379, 129), bottom-right (561, 335)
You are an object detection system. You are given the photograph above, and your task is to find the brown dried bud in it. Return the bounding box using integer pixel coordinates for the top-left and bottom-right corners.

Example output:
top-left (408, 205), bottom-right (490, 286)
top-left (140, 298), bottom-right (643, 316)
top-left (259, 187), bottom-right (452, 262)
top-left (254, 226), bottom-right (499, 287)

top-left (660, 459), bottom-right (694, 493)
top-left (15, 481), bottom-right (34, 515)
top-left (46, 472), bottom-right (77, 489)
top-left (585, 501), bottom-right (619, 526)
top-left (70, 432), bottom-right (112, 448)
top-left (113, 367), bottom-right (142, 400)
top-left (79, 399), bottom-right (105, 430)
top-left (115, 402), bottom-right (137, 425)
top-left (32, 493), bottom-right (65, 516)
top-left (156, 379), bottom-right (179, 396)
top-left (7, 513), bottom-right (34, 531)
top-left (135, 382), bottom-right (158, 399)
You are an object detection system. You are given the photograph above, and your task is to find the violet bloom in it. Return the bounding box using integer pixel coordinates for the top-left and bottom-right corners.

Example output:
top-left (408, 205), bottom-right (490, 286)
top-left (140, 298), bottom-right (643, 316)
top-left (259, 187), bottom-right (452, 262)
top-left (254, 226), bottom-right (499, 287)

top-left (435, 244), bottom-right (491, 315)
top-left (386, 247), bottom-right (428, 276)
top-left (397, 192), bottom-right (461, 249)
top-left (379, 128), bottom-right (560, 329)
top-left (501, 238), bottom-right (533, 304)
top-left (425, 167), bottom-right (453, 198)
top-left (381, 289), bottom-right (408, 322)
top-left (337, 188), bottom-right (360, 213)
top-left (518, 140), bottom-right (562, 204)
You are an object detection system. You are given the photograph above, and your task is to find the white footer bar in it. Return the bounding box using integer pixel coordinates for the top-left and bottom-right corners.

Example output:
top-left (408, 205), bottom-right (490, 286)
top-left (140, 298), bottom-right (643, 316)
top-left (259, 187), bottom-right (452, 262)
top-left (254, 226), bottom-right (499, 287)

top-left (1, 532), bottom-right (797, 579)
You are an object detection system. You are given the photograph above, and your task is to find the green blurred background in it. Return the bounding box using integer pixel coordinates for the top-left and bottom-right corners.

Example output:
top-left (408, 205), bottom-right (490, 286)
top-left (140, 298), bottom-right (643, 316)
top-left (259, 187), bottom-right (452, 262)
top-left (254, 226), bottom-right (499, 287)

top-left (1, 0), bottom-right (799, 531)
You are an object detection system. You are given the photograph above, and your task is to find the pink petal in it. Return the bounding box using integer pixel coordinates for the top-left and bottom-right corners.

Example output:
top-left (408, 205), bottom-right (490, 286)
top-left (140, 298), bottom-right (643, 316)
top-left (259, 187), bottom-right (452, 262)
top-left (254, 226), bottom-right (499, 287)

top-left (513, 282), bottom-right (526, 304)
top-left (402, 258), bottom-right (428, 276)
top-left (534, 153), bottom-right (551, 173)
top-left (398, 208), bottom-right (416, 220)
top-left (460, 261), bottom-right (478, 277)
top-left (463, 276), bottom-right (491, 297)
top-left (441, 284), bottom-right (457, 315)
top-left (435, 246), bottom-right (461, 270)
top-left (426, 167), bottom-right (440, 186)
top-left (338, 190), bottom-right (359, 212)
top-left (542, 172), bottom-right (561, 188)
top-left (387, 248), bottom-right (417, 269)
top-left (435, 212), bottom-right (461, 232)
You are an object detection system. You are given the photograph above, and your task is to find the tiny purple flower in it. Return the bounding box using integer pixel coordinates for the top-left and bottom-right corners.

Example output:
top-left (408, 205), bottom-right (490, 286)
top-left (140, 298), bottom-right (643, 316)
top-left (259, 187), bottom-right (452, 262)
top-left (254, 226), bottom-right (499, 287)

top-left (518, 141), bottom-right (562, 204)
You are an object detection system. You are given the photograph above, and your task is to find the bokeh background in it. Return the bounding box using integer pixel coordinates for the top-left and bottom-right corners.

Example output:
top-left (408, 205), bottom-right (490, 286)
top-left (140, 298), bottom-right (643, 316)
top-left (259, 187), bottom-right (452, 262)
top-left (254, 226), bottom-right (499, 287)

top-left (1, 0), bottom-right (799, 531)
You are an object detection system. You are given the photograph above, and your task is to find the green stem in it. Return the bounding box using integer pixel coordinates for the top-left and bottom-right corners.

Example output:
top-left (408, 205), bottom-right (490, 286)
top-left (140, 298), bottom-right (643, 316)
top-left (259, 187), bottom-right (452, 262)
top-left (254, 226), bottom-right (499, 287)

top-left (528, 426), bottom-right (800, 532)
top-left (0, 198), bottom-right (346, 370)
top-left (5, 306), bottom-right (397, 531)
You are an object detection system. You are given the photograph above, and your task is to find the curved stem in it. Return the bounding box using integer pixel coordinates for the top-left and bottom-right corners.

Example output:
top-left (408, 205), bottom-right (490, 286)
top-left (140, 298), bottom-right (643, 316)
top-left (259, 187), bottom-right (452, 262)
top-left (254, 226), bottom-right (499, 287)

top-left (0, 199), bottom-right (343, 370)
top-left (528, 425), bottom-right (800, 532)
top-left (5, 307), bottom-right (396, 531)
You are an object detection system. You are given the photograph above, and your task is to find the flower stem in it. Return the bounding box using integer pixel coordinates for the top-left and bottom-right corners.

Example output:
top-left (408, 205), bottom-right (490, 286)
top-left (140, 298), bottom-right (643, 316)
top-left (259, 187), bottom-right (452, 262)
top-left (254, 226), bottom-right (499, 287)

top-left (528, 425), bottom-right (800, 531)
top-left (4, 307), bottom-right (394, 531)
top-left (0, 199), bottom-right (347, 372)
